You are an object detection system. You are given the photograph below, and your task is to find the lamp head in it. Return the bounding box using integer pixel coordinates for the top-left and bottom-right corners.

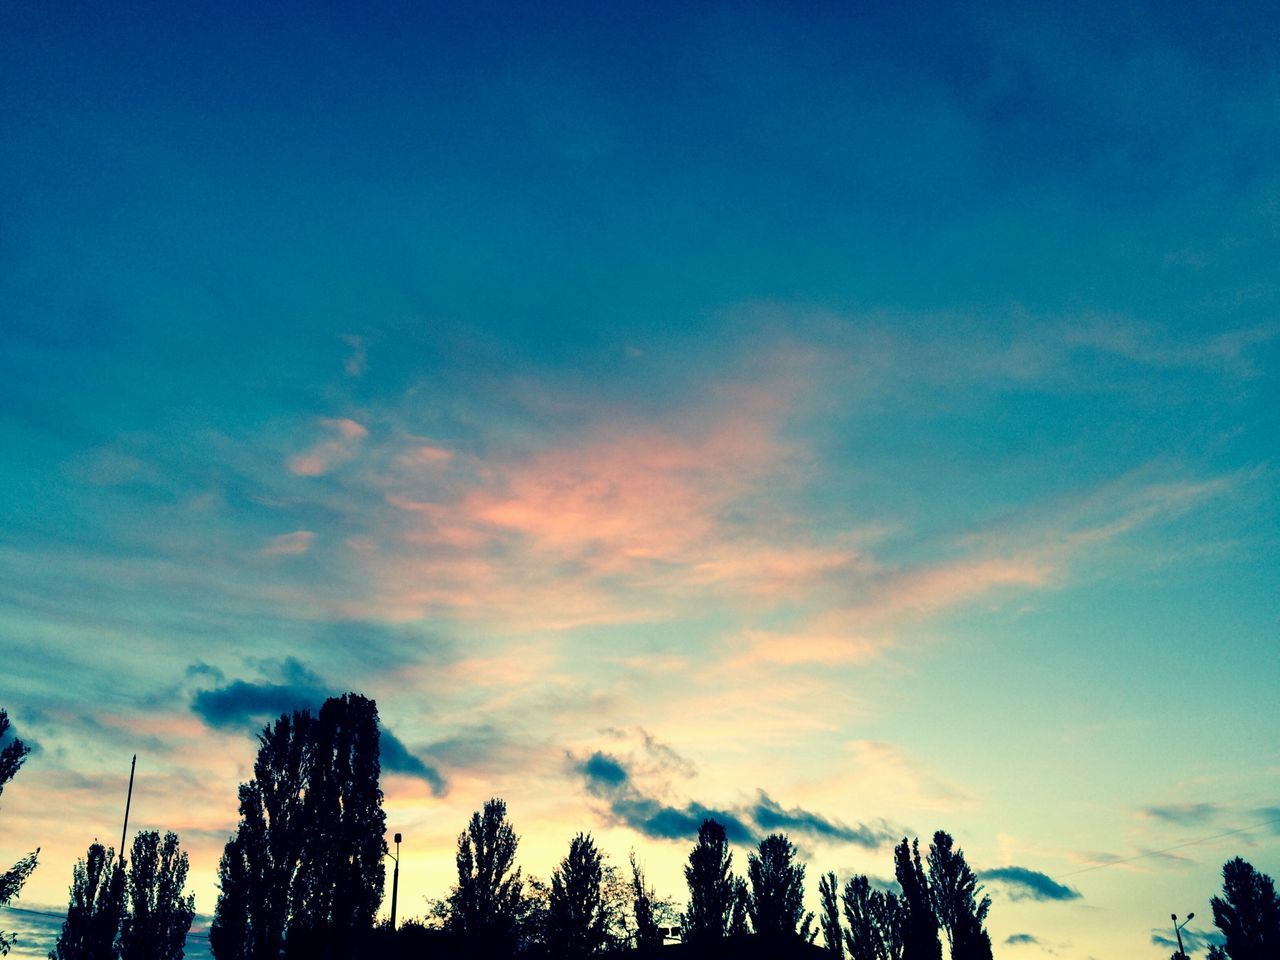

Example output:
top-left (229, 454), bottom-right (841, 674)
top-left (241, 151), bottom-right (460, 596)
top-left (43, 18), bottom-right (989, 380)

top-left (394, 832), bottom-right (402, 844)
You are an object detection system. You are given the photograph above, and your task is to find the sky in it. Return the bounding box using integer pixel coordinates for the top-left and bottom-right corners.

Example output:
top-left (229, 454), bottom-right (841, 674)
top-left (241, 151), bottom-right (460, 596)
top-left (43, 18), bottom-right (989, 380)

top-left (1, 1), bottom-right (1278, 957)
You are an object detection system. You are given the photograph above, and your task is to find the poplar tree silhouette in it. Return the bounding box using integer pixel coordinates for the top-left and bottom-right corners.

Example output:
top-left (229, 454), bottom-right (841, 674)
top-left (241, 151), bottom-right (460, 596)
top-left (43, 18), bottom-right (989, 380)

top-left (747, 834), bottom-right (807, 939)
top-left (50, 842), bottom-right (125, 960)
top-left (289, 694), bottom-right (387, 959)
top-left (548, 833), bottom-right (609, 960)
top-left (210, 694), bottom-right (387, 960)
top-left (893, 839), bottom-right (940, 960)
top-left (818, 872), bottom-right (843, 958)
top-left (841, 875), bottom-right (903, 960)
top-left (446, 798), bottom-right (525, 956)
top-left (212, 710), bottom-right (312, 960)
top-left (683, 819), bottom-right (734, 946)
top-left (925, 832), bottom-right (991, 960)
top-left (1, 709), bottom-right (38, 957)
top-left (728, 877), bottom-right (751, 938)
top-left (119, 831), bottom-right (195, 960)
top-left (1207, 857), bottom-right (1280, 960)
top-left (629, 853), bottom-right (662, 953)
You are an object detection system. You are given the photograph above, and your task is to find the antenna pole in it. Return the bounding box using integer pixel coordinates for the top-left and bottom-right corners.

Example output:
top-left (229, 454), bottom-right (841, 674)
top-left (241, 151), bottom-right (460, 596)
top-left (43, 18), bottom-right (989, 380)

top-left (119, 754), bottom-right (136, 867)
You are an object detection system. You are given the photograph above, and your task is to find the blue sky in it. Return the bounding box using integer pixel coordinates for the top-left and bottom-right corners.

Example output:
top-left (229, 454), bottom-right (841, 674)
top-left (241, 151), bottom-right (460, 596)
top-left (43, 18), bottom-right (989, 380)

top-left (2, 2), bottom-right (1278, 957)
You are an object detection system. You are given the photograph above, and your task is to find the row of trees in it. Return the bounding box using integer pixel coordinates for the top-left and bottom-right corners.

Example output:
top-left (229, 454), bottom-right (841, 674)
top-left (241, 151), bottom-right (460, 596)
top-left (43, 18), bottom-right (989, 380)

top-left (6, 697), bottom-right (1278, 959)
top-left (50, 832), bottom-right (195, 960)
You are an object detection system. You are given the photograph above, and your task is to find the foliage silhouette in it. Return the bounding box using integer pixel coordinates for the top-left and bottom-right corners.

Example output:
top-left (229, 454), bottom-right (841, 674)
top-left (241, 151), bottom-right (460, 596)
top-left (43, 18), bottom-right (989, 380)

top-left (289, 694), bottom-right (387, 959)
top-left (818, 872), bottom-right (843, 958)
top-left (728, 877), bottom-right (751, 939)
top-left (629, 853), bottom-right (662, 953)
top-left (893, 839), bottom-right (940, 960)
top-left (119, 831), bottom-right (195, 960)
top-left (747, 834), bottom-right (808, 939)
top-left (548, 833), bottom-right (609, 959)
top-left (211, 694), bottom-right (387, 960)
top-left (446, 797), bottom-right (526, 956)
top-left (842, 875), bottom-right (903, 960)
top-left (1208, 857), bottom-right (1280, 960)
top-left (925, 831), bottom-right (991, 960)
top-left (1, 709), bottom-right (38, 957)
top-left (684, 819), bottom-right (735, 946)
top-left (50, 842), bottom-right (125, 960)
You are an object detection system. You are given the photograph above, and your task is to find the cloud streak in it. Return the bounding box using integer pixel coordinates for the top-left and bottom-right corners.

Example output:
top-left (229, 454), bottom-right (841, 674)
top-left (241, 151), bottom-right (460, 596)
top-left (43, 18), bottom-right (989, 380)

top-left (979, 867), bottom-right (1081, 902)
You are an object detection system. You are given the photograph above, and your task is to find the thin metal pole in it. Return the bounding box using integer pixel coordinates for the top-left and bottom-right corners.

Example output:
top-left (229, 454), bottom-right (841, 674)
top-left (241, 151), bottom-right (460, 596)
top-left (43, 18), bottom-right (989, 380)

top-left (119, 754), bottom-right (136, 867)
top-left (390, 836), bottom-right (400, 930)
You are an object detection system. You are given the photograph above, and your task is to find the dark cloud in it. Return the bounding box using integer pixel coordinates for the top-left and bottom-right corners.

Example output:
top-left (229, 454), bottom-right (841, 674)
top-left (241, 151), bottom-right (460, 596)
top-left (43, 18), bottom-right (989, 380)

top-left (1151, 928), bottom-right (1223, 952)
top-left (979, 867), bottom-right (1081, 902)
top-left (574, 752), bottom-right (881, 848)
top-left (190, 658), bottom-right (445, 793)
top-left (752, 791), bottom-right (895, 848)
top-left (1143, 802), bottom-right (1220, 826)
top-left (580, 751), bottom-right (629, 787)
top-left (577, 749), bottom-right (755, 843)
top-left (380, 728), bottom-right (447, 797)
top-left (1004, 934), bottom-right (1040, 946)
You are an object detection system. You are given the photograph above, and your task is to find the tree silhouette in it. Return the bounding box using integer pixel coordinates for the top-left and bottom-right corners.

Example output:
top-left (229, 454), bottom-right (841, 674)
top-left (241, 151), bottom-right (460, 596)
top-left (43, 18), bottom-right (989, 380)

top-left (842, 875), bottom-right (904, 960)
top-left (446, 798), bottom-right (525, 955)
top-left (683, 819), bottom-right (734, 946)
top-left (747, 833), bottom-right (807, 939)
top-left (119, 831), bottom-right (195, 960)
top-left (1, 709), bottom-right (38, 957)
top-left (925, 831), bottom-right (991, 960)
top-left (1209, 857), bottom-right (1280, 960)
top-left (548, 833), bottom-right (609, 959)
top-left (893, 839), bottom-right (940, 960)
top-left (288, 694), bottom-right (387, 959)
top-left (728, 876), bottom-right (751, 938)
top-left (629, 853), bottom-right (662, 953)
top-left (212, 709), bottom-right (315, 960)
top-left (818, 872), bottom-right (843, 958)
top-left (211, 694), bottom-right (387, 960)
top-left (50, 842), bottom-right (125, 960)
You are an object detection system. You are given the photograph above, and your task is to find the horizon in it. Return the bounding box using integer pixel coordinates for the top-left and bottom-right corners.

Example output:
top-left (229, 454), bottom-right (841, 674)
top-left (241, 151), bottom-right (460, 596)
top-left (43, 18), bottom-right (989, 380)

top-left (2, 2), bottom-right (1278, 958)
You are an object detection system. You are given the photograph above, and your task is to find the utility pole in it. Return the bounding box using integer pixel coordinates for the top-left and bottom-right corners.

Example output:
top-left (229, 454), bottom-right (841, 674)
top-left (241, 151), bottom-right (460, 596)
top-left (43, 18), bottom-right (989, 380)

top-left (119, 754), bottom-right (137, 868)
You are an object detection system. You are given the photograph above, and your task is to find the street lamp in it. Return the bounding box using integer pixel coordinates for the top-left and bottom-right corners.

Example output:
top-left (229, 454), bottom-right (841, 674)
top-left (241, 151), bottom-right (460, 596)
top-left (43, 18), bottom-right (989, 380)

top-left (1172, 912), bottom-right (1195, 958)
top-left (390, 832), bottom-right (402, 931)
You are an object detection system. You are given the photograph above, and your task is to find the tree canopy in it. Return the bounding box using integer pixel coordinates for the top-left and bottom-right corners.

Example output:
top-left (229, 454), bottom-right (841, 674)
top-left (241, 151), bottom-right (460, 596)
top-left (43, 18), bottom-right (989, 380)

top-left (683, 819), bottom-right (735, 946)
top-left (1, 709), bottom-right (39, 957)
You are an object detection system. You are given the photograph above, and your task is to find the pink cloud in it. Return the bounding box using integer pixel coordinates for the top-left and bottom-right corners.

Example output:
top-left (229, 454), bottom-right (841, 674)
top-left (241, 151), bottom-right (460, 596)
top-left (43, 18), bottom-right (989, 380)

top-left (288, 418), bottom-right (368, 476)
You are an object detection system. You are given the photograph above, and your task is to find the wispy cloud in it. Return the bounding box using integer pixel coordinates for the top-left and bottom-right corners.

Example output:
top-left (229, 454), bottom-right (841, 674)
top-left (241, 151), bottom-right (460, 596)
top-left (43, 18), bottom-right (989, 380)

top-left (288, 418), bottom-right (368, 477)
top-left (1141, 802), bottom-right (1221, 826)
top-left (979, 867), bottom-right (1081, 902)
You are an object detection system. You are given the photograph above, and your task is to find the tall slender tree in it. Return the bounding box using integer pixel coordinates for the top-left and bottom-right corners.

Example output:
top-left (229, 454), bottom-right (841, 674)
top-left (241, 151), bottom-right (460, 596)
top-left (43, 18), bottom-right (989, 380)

top-left (894, 839), bottom-right (941, 960)
top-left (51, 842), bottom-right (125, 960)
top-left (728, 877), bottom-right (752, 938)
top-left (446, 798), bottom-right (525, 955)
top-left (212, 710), bottom-right (313, 960)
top-left (119, 832), bottom-right (195, 960)
top-left (747, 833), bottom-right (808, 939)
top-left (288, 694), bottom-right (386, 959)
top-left (1, 709), bottom-right (38, 957)
top-left (211, 694), bottom-right (387, 960)
top-left (629, 853), bottom-right (662, 953)
top-left (819, 872), bottom-right (844, 958)
top-left (1209, 857), bottom-right (1280, 960)
top-left (683, 819), bottom-right (734, 946)
top-left (548, 834), bottom-right (609, 960)
top-left (925, 832), bottom-right (991, 960)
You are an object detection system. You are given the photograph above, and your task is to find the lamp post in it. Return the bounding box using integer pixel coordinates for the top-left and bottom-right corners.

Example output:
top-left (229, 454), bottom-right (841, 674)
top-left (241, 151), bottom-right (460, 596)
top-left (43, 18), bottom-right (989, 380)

top-left (390, 832), bottom-right (402, 931)
top-left (1172, 912), bottom-right (1194, 958)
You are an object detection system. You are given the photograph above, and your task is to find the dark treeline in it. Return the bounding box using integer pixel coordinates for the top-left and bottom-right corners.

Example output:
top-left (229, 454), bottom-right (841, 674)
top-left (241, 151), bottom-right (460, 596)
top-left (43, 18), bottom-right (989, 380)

top-left (5, 698), bottom-right (1279, 960)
